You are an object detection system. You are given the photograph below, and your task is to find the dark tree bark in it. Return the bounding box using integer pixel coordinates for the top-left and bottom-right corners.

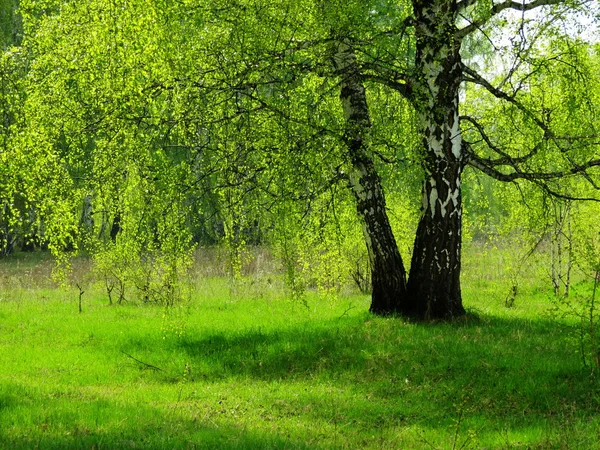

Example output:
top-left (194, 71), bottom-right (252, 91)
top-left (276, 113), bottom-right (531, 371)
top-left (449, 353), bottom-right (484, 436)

top-left (405, 158), bottom-right (465, 319)
top-left (333, 39), bottom-right (408, 315)
top-left (403, 0), bottom-right (466, 319)
top-left (353, 154), bottom-right (408, 315)
top-left (110, 213), bottom-right (121, 242)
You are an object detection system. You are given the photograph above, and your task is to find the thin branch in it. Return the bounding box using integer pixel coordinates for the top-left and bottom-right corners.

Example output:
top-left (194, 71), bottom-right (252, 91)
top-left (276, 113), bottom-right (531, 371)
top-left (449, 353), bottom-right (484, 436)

top-left (457, 12), bottom-right (500, 51)
top-left (460, 115), bottom-right (514, 162)
top-left (338, 304), bottom-right (357, 320)
top-left (466, 145), bottom-right (600, 182)
top-left (532, 179), bottom-right (600, 202)
top-left (460, 115), bottom-right (543, 165)
top-left (458, 0), bottom-right (565, 38)
top-left (360, 73), bottom-right (413, 98)
top-left (121, 351), bottom-right (163, 371)
top-left (465, 148), bottom-right (518, 182)
top-left (462, 64), bottom-right (550, 132)
top-left (465, 141), bottom-right (600, 202)
top-left (462, 67), bottom-right (600, 190)
top-left (372, 149), bottom-right (406, 165)
top-left (468, 160), bottom-right (600, 202)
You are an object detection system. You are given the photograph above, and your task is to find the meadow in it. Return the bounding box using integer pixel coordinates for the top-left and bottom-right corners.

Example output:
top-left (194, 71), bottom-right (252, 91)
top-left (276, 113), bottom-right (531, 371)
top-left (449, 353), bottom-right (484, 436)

top-left (1, 245), bottom-right (599, 449)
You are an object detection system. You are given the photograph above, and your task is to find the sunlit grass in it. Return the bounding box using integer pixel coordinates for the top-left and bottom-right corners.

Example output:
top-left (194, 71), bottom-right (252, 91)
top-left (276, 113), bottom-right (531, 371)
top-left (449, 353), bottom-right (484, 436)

top-left (1, 248), bottom-right (600, 449)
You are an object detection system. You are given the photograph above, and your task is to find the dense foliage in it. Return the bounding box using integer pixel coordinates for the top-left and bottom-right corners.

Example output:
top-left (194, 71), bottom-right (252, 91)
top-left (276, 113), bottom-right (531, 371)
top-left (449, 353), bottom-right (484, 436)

top-left (1, 0), bottom-right (600, 317)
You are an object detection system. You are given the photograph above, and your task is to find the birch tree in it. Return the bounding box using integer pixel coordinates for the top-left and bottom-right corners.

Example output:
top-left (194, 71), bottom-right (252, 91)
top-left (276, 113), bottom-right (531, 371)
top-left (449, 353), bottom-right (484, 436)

top-left (328, 0), bottom-right (600, 318)
top-left (284, 0), bottom-right (599, 318)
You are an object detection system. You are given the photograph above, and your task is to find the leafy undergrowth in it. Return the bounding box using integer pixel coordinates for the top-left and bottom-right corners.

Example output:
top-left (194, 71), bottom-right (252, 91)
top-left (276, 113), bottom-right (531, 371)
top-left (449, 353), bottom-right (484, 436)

top-left (1, 252), bottom-right (600, 449)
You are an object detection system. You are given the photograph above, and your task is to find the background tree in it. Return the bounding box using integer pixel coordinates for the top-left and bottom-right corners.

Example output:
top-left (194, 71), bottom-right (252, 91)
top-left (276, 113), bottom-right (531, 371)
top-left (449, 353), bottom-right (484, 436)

top-left (0, 0), bottom-right (27, 255)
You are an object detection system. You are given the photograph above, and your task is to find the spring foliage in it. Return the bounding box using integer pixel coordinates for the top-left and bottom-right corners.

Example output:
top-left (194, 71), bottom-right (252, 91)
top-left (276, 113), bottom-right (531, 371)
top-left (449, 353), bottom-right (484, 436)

top-left (1, 0), bottom-right (600, 307)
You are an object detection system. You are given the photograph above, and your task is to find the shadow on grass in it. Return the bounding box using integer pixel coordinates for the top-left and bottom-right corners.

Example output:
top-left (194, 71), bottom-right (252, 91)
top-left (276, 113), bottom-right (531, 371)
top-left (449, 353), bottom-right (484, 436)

top-left (0, 423), bottom-right (317, 450)
top-left (0, 384), bottom-right (317, 450)
top-left (167, 312), bottom-right (600, 428)
top-left (4, 309), bottom-right (599, 448)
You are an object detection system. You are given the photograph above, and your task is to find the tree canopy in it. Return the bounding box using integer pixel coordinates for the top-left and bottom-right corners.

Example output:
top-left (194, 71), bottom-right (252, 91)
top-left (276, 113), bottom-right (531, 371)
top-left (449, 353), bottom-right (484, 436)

top-left (2, 0), bottom-right (600, 318)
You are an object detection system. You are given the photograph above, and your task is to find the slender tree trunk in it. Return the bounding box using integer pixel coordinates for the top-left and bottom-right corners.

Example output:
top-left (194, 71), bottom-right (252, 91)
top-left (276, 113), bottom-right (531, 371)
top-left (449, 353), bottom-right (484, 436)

top-left (333, 39), bottom-right (407, 315)
top-left (404, 0), bottom-right (466, 319)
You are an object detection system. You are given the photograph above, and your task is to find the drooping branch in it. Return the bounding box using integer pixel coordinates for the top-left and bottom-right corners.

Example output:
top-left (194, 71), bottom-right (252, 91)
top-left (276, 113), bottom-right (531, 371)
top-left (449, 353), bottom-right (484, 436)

top-left (460, 56), bottom-right (600, 199)
top-left (530, 179), bottom-right (600, 202)
top-left (464, 139), bottom-right (600, 202)
top-left (461, 64), bottom-right (550, 133)
top-left (467, 149), bottom-right (600, 182)
top-left (460, 115), bottom-right (544, 166)
top-left (457, 0), bottom-right (571, 38)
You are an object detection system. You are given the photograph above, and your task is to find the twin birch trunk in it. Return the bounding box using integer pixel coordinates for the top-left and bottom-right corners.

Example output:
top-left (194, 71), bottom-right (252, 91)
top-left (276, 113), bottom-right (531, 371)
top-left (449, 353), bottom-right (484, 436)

top-left (333, 0), bottom-right (467, 319)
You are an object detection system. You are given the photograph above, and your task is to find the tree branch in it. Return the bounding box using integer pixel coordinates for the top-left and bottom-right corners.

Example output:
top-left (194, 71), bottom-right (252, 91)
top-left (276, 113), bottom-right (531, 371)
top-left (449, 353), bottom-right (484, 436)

top-left (465, 141), bottom-right (600, 201)
top-left (461, 64), bottom-right (550, 133)
top-left (460, 115), bottom-right (544, 166)
top-left (531, 179), bottom-right (600, 202)
top-left (457, 0), bottom-right (566, 38)
top-left (121, 351), bottom-right (163, 371)
top-left (360, 72), bottom-right (413, 99)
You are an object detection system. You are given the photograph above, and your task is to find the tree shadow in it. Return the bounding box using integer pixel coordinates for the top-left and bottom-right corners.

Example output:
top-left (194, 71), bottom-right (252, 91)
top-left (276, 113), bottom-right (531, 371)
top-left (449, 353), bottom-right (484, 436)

top-left (4, 311), bottom-right (598, 448)
top-left (168, 312), bottom-right (600, 431)
top-left (0, 424), bottom-right (318, 450)
top-left (0, 386), bottom-right (318, 450)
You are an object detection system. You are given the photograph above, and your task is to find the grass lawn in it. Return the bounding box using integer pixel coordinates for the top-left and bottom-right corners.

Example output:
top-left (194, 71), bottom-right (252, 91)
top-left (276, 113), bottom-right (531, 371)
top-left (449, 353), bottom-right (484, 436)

top-left (1, 248), bottom-right (599, 449)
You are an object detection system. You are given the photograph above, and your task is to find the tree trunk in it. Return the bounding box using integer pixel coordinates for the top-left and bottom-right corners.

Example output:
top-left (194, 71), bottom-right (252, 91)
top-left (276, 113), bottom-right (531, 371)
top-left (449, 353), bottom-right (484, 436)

top-left (405, 160), bottom-right (465, 319)
top-left (333, 39), bottom-right (407, 315)
top-left (404, 0), bottom-right (466, 319)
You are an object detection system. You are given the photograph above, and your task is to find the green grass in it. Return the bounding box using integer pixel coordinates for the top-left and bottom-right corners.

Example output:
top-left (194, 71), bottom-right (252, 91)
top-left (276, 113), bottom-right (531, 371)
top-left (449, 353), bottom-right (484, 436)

top-left (1, 249), bottom-right (600, 449)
